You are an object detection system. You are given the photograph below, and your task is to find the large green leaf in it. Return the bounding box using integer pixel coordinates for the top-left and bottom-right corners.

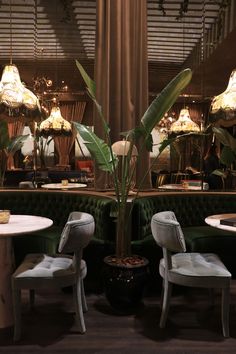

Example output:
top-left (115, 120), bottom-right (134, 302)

top-left (7, 134), bottom-right (29, 155)
top-left (158, 136), bottom-right (176, 155)
top-left (75, 60), bottom-right (96, 99)
top-left (76, 60), bottom-right (111, 138)
top-left (220, 146), bottom-right (236, 167)
top-left (213, 127), bottom-right (236, 151)
top-left (0, 120), bottom-right (10, 150)
top-left (140, 68), bottom-right (192, 140)
top-left (73, 122), bottom-right (118, 173)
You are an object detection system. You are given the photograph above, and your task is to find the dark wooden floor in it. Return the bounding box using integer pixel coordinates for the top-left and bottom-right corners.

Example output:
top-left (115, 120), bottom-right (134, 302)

top-left (1, 283), bottom-right (236, 354)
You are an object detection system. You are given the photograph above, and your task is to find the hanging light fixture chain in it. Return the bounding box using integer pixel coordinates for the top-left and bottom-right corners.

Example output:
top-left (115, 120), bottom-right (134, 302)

top-left (9, 0), bottom-right (12, 64)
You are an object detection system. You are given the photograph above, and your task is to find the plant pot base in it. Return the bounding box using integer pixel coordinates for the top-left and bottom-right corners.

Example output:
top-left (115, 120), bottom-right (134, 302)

top-left (103, 255), bottom-right (149, 313)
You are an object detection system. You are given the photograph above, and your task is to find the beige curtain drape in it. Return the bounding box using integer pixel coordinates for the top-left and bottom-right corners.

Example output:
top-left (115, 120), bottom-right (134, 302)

top-left (54, 101), bottom-right (86, 165)
top-left (7, 120), bottom-right (25, 170)
top-left (94, 0), bottom-right (151, 190)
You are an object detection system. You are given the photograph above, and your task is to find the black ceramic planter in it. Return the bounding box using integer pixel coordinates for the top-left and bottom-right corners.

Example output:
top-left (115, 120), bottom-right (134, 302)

top-left (103, 255), bottom-right (149, 313)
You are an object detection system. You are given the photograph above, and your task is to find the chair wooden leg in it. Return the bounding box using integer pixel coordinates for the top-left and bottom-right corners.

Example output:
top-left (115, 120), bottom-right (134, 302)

top-left (73, 279), bottom-right (86, 334)
top-left (221, 287), bottom-right (230, 338)
top-left (12, 285), bottom-right (22, 342)
top-left (81, 279), bottom-right (88, 313)
top-left (159, 278), bottom-right (172, 328)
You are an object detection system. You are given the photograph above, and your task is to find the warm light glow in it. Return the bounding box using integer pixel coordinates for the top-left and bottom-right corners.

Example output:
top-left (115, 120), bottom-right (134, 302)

top-left (0, 64), bottom-right (40, 117)
top-left (38, 106), bottom-right (72, 137)
top-left (112, 140), bottom-right (138, 156)
top-left (210, 69), bottom-right (236, 120)
top-left (111, 140), bottom-right (138, 191)
top-left (170, 108), bottom-right (200, 133)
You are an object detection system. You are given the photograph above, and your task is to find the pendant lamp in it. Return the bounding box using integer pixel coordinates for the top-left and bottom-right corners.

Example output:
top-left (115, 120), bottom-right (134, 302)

top-left (210, 69), bottom-right (236, 121)
top-left (170, 108), bottom-right (200, 133)
top-left (0, 0), bottom-right (41, 118)
top-left (37, 106), bottom-right (72, 137)
top-left (0, 64), bottom-right (41, 118)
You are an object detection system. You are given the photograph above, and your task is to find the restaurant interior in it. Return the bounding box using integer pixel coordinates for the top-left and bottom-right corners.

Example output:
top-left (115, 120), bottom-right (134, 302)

top-left (1, 0), bottom-right (236, 351)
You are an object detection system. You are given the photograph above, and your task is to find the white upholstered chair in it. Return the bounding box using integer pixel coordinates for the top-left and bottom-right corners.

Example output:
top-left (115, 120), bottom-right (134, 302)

top-left (11, 211), bottom-right (95, 341)
top-left (151, 211), bottom-right (231, 337)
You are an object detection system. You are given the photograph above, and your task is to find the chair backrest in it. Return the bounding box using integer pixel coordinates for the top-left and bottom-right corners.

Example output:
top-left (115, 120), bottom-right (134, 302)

top-left (58, 211), bottom-right (95, 254)
top-left (151, 211), bottom-right (186, 253)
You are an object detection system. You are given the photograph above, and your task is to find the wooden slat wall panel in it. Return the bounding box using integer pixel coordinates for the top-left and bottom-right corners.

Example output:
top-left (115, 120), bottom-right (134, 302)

top-left (0, 0), bottom-right (233, 97)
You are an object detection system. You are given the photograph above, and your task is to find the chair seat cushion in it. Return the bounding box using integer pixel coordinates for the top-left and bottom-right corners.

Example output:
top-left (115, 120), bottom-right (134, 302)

top-left (160, 253), bottom-right (231, 278)
top-left (13, 253), bottom-right (86, 279)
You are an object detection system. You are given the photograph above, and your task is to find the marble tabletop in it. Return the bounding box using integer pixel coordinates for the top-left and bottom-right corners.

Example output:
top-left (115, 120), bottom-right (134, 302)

top-left (205, 213), bottom-right (236, 232)
top-left (41, 183), bottom-right (87, 189)
top-left (158, 182), bottom-right (209, 191)
top-left (0, 214), bottom-right (53, 237)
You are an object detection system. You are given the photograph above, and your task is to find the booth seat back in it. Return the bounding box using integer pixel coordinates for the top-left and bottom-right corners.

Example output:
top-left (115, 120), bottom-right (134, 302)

top-left (0, 190), bottom-right (115, 241)
top-left (132, 193), bottom-right (236, 240)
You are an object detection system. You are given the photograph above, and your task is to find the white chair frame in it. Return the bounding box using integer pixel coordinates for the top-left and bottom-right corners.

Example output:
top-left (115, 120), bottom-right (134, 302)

top-left (151, 210), bottom-right (231, 337)
top-left (11, 211), bottom-right (95, 341)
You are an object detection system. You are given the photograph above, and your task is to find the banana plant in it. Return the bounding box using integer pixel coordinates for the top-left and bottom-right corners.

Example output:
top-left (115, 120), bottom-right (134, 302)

top-left (0, 120), bottom-right (28, 187)
top-left (212, 127), bottom-right (236, 168)
top-left (210, 126), bottom-right (236, 187)
top-left (74, 60), bottom-right (192, 258)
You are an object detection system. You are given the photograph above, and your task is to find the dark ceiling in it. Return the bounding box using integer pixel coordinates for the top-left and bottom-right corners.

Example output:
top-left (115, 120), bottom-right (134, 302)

top-left (0, 0), bottom-right (235, 102)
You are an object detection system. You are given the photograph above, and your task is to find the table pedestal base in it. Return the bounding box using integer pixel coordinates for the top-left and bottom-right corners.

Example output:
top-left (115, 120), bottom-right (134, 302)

top-left (0, 238), bottom-right (14, 328)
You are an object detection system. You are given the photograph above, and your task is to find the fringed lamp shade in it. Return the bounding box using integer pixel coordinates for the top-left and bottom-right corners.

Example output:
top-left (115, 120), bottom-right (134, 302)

top-left (0, 64), bottom-right (41, 118)
top-left (210, 69), bottom-right (236, 121)
top-left (170, 108), bottom-right (200, 133)
top-left (37, 106), bottom-right (72, 137)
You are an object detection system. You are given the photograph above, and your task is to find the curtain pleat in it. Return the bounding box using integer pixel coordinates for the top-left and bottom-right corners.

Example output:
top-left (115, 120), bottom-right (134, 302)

top-left (94, 0), bottom-right (151, 190)
top-left (7, 120), bottom-right (25, 170)
top-left (54, 102), bottom-right (86, 166)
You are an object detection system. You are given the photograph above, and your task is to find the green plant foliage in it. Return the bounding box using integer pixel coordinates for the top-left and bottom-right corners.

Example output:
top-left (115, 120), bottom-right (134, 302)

top-left (213, 127), bottom-right (236, 167)
top-left (140, 69), bottom-right (192, 150)
top-left (73, 122), bottom-right (118, 173)
top-left (0, 120), bottom-right (29, 186)
top-left (7, 134), bottom-right (29, 155)
top-left (213, 127), bottom-right (236, 151)
top-left (74, 60), bottom-right (193, 257)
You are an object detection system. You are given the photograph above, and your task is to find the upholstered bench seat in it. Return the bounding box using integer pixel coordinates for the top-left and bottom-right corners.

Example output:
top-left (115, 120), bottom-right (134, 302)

top-left (183, 226), bottom-right (236, 253)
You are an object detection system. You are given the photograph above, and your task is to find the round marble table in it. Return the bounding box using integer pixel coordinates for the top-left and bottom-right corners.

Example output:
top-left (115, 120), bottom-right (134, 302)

top-left (205, 213), bottom-right (236, 232)
top-left (158, 182), bottom-right (209, 191)
top-left (0, 215), bottom-right (53, 329)
top-left (41, 183), bottom-right (87, 189)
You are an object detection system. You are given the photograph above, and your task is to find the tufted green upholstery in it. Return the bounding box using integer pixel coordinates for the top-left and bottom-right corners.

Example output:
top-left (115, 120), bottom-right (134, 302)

top-left (4, 189), bottom-right (236, 292)
top-left (0, 190), bottom-right (116, 289)
top-left (132, 193), bottom-right (236, 240)
top-left (0, 190), bottom-right (115, 241)
top-left (132, 193), bottom-right (236, 279)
